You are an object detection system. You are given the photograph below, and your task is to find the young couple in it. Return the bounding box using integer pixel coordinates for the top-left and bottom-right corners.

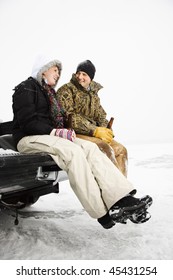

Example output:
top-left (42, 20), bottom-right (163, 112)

top-left (12, 54), bottom-right (152, 229)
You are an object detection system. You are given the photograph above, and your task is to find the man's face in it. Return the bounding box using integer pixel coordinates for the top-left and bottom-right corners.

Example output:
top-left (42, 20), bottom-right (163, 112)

top-left (75, 71), bottom-right (91, 89)
top-left (43, 66), bottom-right (60, 86)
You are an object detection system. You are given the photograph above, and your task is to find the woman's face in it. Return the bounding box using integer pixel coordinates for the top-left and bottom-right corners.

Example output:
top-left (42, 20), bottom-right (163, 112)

top-left (43, 66), bottom-right (60, 86)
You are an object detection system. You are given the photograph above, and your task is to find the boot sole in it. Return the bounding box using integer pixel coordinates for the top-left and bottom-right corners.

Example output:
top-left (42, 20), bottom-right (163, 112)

top-left (109, 195), bottom-right (153, 224)
top-left (129, 210), bottom-right (151, 224)
top-left (109, 201), bottom-right (146, 224)
top-left (129, 195), bottom-right (153, 224)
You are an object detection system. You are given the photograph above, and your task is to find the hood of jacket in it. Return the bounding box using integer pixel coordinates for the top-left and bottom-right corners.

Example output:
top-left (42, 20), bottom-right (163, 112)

top-left (31, 54), bottom-right (62, 87)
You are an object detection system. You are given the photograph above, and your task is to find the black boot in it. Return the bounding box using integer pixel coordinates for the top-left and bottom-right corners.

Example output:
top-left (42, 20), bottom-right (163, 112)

top-left (129, 195), bottom-right (153, 223)
top-left (109, 194), bottom-right (153, 224)
top-left (97, 212), bottom-right (116, 229)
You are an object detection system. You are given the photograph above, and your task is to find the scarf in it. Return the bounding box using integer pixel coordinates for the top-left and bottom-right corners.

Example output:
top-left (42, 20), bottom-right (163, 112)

top-left (43, 82), bottom-right (66, 128)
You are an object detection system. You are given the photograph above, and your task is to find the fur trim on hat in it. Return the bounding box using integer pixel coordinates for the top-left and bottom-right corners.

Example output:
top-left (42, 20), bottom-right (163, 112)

top-left (31, 54), bottom-right (62, 86)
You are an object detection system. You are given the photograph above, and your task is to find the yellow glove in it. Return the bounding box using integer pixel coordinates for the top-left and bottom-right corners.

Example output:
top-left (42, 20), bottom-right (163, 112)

top-left (93, 127), bottom-right (114, 143)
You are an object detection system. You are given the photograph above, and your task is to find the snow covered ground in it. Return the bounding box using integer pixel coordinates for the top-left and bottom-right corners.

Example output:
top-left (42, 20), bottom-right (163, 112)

top-left (0, 142), bottom-right (173, 260)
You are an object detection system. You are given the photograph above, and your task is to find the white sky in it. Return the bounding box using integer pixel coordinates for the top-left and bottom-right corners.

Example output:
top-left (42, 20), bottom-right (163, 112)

top-left (0, 0), bottom-right (173, 144)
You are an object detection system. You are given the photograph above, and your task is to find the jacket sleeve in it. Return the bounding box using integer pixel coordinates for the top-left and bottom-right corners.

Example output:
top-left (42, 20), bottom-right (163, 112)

top-left (57, 85), bottom-right (108, 135)
top-left (13, 81), bottom-right (53, 135)
top-left (95, 101), bottom-right (109, 128)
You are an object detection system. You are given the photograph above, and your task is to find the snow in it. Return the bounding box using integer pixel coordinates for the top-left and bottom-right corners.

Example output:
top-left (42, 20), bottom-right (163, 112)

top-left (0, 148), bottom-right (19, 155)
top-left (0, 142), bottom-right (173, 262)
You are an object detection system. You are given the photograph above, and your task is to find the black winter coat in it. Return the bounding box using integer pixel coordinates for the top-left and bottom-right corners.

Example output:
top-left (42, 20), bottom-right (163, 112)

top-left (12, 77), bottom-right (54, 147)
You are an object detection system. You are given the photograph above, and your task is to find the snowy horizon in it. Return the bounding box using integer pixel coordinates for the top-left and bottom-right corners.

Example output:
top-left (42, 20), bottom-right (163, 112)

top-left (0, 0), bottom-right (173, 145)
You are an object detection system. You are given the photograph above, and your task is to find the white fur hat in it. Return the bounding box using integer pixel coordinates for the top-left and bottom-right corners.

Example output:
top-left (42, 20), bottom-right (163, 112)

top-left (31, 54), bottom-right (62, 86)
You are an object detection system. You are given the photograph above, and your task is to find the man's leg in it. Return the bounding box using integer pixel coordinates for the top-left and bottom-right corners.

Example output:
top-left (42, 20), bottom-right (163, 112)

top-left (76, 134), bottom-right (119, 168)
top-left (110, 140), bottom-right (128, 177)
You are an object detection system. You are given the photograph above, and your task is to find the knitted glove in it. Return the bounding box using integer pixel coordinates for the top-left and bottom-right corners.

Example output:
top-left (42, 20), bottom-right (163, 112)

top-left (55, 128), bottom-right (76, 142)
top-left (93, 127), bottom-right (114, 143)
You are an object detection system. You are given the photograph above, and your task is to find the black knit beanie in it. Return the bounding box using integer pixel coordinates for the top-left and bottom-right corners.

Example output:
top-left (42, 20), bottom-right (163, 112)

top-left (76, 60), bottom-right (96, 80)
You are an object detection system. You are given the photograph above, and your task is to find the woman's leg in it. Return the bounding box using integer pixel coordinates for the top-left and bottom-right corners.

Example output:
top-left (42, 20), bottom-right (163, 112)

top-left (74, 138), bottom-right (134, 210)
top-left (17, 135), bottom-right (134, 219)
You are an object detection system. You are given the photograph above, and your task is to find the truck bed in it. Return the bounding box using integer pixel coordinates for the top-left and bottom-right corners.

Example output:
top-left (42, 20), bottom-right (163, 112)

top-left (0, 121), bottom-right (68, 217)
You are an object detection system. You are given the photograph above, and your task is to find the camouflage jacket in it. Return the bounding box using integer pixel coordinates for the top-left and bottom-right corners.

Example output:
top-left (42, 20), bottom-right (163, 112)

top-left (56, 74), bottom-right (108, 135)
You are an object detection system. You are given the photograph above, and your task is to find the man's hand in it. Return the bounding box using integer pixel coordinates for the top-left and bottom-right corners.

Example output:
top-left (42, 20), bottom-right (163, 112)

top-left (93, 127), bottom-right (114, 143)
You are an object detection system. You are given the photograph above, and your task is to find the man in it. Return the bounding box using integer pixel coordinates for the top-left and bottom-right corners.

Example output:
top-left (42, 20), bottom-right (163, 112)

top-left (57, 60), bottom-right (128, 176)
top-left (12, 54), bottom-right (152, 229)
